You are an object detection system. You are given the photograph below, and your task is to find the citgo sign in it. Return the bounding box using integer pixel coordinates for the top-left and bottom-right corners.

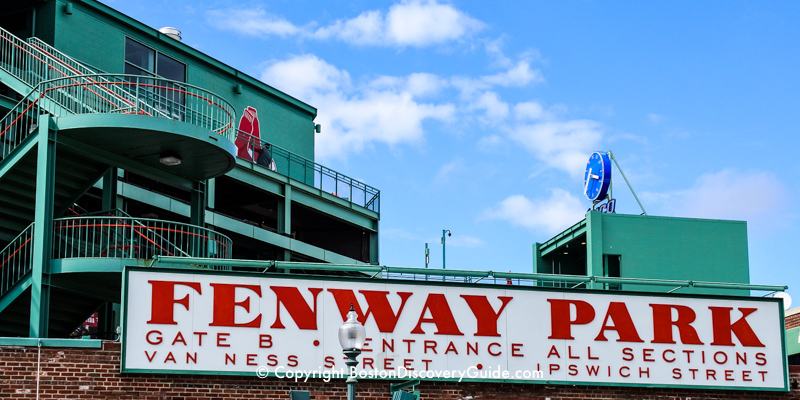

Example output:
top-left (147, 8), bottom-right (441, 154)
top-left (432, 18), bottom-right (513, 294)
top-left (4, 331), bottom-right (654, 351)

top-left (122, 268), bottom-right (788, 390)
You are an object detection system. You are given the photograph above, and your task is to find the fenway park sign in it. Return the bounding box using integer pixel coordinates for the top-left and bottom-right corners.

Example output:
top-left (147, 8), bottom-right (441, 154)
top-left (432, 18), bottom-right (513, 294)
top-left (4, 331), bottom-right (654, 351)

top-left (122, 268), bottom-right (788, 390)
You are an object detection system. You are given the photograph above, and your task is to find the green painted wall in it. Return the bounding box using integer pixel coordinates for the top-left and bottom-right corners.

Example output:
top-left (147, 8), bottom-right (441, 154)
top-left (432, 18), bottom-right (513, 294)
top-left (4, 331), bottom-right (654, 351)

top-left (593, 212), bottom-right (750, 295)
top-left (46, 0), bottom-right (316, 161)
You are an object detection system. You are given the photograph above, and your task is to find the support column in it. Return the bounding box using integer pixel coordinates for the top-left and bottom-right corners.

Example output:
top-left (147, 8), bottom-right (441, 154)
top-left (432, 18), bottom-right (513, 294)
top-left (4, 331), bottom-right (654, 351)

top-left (190, 181), bottom-right (206, 228)
top-left (369, 221), bottom-right (379, 265)
top-left (277, 185), bottom-right (292, 263)
top-left (30, 115), bottom-right (56, 338)
top-left (101, 167), bottom-right (118, 211)
top-left (585, 211), bottom-right (604, 290)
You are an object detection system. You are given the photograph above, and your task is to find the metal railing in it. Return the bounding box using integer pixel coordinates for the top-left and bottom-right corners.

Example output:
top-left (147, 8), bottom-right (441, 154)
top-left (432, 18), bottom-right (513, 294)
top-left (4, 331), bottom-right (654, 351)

top-left (152, 258), bottom-right (788, 295)
top-left (237, 130), bottom-right (380, 213)
top-left (0, 74), bottom-right (235, 161)
top-left (52, 216), bottom-right (232, 261)
top-left (0, 223), bottom-right (34, 299)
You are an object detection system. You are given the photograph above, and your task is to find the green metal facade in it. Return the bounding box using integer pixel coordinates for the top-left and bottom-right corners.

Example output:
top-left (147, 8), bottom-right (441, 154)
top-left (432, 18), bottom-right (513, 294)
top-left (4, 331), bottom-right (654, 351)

top-left (535, 211), bottom-right (750, 295)
top-left (39, 0), bottom-right (316, 161)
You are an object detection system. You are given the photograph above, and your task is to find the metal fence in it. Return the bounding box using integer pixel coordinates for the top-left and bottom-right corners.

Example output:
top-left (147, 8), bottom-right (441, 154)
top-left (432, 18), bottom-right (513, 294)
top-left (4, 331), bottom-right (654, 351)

top-left (52, 216), bottom-right (233, 260)
top-left (236, 130), bottom-right (381, 213)
top-left (0, 223), bottom-right (34, 299)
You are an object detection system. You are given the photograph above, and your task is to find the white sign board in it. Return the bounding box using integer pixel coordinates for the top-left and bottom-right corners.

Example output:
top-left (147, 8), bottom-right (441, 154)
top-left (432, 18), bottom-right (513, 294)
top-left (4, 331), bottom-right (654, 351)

top-left (122, 269), bottom-right (788, 391)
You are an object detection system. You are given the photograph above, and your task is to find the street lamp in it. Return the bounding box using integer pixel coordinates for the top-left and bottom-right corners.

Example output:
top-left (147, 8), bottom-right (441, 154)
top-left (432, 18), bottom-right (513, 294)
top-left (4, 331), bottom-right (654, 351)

top-left (338, 304), bottom-right (366, 400)
top-left (441, 229), bottom-right (451, 271)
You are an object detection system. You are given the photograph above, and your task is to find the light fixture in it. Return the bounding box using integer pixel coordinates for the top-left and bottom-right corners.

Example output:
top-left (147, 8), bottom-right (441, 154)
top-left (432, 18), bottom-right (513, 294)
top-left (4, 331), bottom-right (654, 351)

top-left (159, 151), bottom-right (182, 166)
top-left (338, 304), bottom-right (366, 400)
top-left (581, 242), bottom-right (586, 245)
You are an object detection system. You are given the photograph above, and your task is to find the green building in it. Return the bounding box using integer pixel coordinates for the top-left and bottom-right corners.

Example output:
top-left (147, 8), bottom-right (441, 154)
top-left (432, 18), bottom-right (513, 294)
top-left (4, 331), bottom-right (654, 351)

top-left (534, 211), bottom-right (751, 295)
top-left (0, 0), bottom-right (379, 339)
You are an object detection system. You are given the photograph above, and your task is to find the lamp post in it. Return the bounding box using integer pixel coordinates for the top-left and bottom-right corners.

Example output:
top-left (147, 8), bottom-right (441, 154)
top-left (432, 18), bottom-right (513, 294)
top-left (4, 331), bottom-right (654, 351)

top-left (338, 304), bottom-right (366, 400)
top-left (441, 229), bottom-right (451, 271)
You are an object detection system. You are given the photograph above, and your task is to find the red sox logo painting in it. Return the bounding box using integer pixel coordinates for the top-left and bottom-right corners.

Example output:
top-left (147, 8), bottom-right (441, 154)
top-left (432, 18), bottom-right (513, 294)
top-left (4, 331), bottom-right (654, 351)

top-left (235, 106), bottom-right (276, 171)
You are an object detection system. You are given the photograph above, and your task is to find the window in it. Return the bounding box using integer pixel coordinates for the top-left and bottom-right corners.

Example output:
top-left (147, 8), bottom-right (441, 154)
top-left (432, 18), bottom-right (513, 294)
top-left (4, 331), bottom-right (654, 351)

top-left (603, 254), bottom-right (621, 290)
top-left (124, 38), bottom-right (186, 119)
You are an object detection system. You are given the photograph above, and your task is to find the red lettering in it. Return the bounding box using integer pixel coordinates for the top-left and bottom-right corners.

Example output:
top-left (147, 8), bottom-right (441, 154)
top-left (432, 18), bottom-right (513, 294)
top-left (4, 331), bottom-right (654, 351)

top-left (511, 343), bottom-right (523, 357)
top-left (549, 364), bottom-right (560, 374)
top-left (382, 339), bottom-right (394, 352)
top-left (424, 340), bottom-right (437, 354)
top-left (171, 332), bottom-right (187, 346)
top-left (725, 370), bottom-right (734, 381)
top-left (411, 293), bottom-right (464, 335)
top-left (145, 351), bottom-right (157, 362)
top-left (467, 342), bottom-right (479, 355)
top-left (403, 339), bottom-right (415, 353)
top-left (247, 354), bottom-right (258, 366)
top-left (259, 334), bottom-right (273, 348)
top-left (445, 342), bottom-right (458, 355)
top-left (328, 289), bottom-right (413, 333)
top-left (650, 304), bottom-right (703, 344)
top-left (288, 355), bottom-right (298, 367)
top-left (547, 345), bottom-right (560, 358)
top-left (267, 354), bottom-right (278, 367)
top-left (146, 330), bottom-right (162, 345)
top-left (709, 307), bottom-right (765, 347)
top-left (147, 280), bottom-right (202, 324)
top-left (362, 357), bottom-right (374, 369)
top-left (639, 367), bottom-right (649, 378)
top-left (672, 368), bottom-right (681, 379)
top-left (210, 283), bottom-right (262, 327)
top-left (742, 370), bottom-right (751, 381)
top-left (587, 347), bottom-right (598, 360)
top-left (663, 349), bottom-right (675, 362)
top-left (642, 348), bottom-right (654, 362)
top-left (270, 286), bottom-right (323, 330)
top-left (622, 347), bottom-right (633, 361)
top-left (164, 352), bottom-right (176, 363)
top-left (594, 302), bottom-right (643, 342)
top-left (217, 332), bottom-right (230, 347)
top-left (384, 358), bottom-right (394, 370)
top-left (568, 364), bottom-right (578, 376)
top-left (363, 337), bottom-right (373, 352)
top-left (324, 356), bottom-right (335, 368)
top-left (568, 346), bottom-right (579, 359)
top-left (586, 365), bottom-right (600, 376)
top-left (488, 342), bottom-right (501, 356)
top-left (548, 299), bottom-right (595, 339)
top-left (714, 351), bottom-right (728, 364)
top-left (706, 369), bottom-right (716, 380)
top-left (460, 295), bottom-right (513, 337)
top-left (755, 353), bottom-right (767, 366)
top-left (194, 332), bottom-right (206, 346)
top-left (404, 359), bottom-right (413, 370)
top-left (186, 352), bottom-right (197, 364)
top-left (619, 366), bottom-right (629, 377)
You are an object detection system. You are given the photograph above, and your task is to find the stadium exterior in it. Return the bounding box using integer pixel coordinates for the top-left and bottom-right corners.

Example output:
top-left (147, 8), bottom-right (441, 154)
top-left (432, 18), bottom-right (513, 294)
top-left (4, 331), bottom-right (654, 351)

top-left (0, 1), bottom-right (797, 398)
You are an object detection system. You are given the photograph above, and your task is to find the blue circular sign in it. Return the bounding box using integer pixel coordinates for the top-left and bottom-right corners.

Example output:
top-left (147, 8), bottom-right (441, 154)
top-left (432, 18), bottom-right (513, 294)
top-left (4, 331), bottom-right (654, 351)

top-left (584, 152), bottom-right (611, 201)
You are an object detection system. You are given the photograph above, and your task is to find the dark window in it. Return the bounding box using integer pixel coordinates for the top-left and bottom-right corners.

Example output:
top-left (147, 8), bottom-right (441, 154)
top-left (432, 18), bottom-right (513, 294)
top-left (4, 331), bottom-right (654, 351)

top-left (124, 38), bottom-right (186, 119)
top-left (603, 254), bottom-right (621, 290)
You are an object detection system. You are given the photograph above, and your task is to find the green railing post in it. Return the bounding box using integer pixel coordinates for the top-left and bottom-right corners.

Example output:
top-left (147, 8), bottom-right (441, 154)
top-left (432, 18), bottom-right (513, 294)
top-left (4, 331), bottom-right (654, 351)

top-left (29, 115), bottom-right (55, 338)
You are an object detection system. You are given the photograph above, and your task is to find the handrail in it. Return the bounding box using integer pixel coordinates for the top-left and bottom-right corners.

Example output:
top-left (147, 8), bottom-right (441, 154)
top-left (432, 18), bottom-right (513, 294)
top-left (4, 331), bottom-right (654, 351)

top-left (236, 130), bottom-right (380, 213)
top-left (0, 223), bottom-right (34, 299)
top-left (151, 257), bottom-right (787, 295)
top-left (52, 216), bottom-right (233, 261)
top-left (0, 74), bottom-right (235, 162)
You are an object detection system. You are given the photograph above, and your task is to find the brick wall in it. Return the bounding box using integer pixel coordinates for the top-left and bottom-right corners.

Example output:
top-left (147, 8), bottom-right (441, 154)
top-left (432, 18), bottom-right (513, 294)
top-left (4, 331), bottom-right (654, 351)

top-left (1, 342), bottom-right (798, 400)
top-left (787, 310), bottom-right (800, 330)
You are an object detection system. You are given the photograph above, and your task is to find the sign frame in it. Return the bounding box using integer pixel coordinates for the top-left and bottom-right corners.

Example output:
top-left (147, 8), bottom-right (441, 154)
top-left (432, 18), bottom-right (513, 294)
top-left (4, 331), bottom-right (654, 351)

top-left (120, 266), bottom-right (789, 392)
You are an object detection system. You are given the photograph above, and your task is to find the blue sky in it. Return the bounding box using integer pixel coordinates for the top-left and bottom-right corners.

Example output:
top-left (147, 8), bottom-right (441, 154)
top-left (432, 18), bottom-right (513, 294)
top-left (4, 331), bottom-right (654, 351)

top-left (104, 0), bottom-right (800, 301)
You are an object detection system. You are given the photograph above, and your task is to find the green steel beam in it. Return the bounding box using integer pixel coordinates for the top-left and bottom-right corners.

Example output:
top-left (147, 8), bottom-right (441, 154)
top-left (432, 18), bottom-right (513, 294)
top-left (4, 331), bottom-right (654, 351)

top-left (56, 135), bottom-right (195, 191)
top-left (101, 167), bottom-right (118, 211)
top-left (190, 180), bottom-right (206, 228)
top-left (148, 257), bottom-right (786, 293)
top-left (0, 274), bottom-right (31, 314)
top-left (30, 116), bottom-right (56, 338)
top-left (538, 218), bottom-right (587, 256)
top-left (0, 130), bottom-right (39, 180)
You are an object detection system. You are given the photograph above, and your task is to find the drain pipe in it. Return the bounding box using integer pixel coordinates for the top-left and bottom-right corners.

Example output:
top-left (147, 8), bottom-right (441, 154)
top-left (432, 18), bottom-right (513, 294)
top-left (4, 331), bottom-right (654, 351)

top-left (36, 340), bottom-right (42, 400)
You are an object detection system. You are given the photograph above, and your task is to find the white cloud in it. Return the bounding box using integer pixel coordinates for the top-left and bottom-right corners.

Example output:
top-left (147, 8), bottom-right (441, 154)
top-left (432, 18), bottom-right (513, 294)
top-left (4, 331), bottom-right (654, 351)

top-left (643, 169), bottom-right (788, 230)
top-left (513, 101), bottom-right (546, 121)
top-left (206, 8), bottom-right (302, 37)
top-left (261, 55), bottom-right (455, 160)
top-left (482, 61), bottom-right (543, 87)
top-left (210, 1), bottom-right (484, 48)
top-left (447, 235), bottom-right (484, 248)
top-left (469, 91), bottom-right (509, 121)
top-left (509, 120), bottom-right (604, 177)
top-left (647, 113), bottom-right (665, 125)
top-left (384, 0), bottom-right (485, 47)
top-left (482, 189), bottom-right (586, 234)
